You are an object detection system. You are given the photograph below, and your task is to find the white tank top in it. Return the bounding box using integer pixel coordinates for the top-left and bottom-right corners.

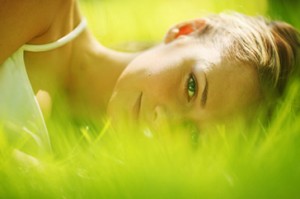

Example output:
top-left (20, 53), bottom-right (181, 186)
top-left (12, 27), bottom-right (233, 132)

top-left (0, 19), bottom-right (87, 155)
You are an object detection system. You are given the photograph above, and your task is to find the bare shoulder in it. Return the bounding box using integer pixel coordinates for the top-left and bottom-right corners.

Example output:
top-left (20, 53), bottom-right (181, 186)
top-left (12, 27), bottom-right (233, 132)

top-left (0, 0), bottom-right (69, 64)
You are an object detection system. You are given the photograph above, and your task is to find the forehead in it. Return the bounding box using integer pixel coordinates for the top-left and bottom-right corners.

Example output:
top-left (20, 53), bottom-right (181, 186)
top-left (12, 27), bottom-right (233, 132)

top-left (202, 59), bottom-right (261, 120)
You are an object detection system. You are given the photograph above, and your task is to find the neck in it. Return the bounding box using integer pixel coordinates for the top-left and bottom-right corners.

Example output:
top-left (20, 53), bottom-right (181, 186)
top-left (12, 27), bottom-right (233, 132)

top-left (26, 0), bottom-right (138, 119)
top-left (68, 29), bottom-right (137, 118)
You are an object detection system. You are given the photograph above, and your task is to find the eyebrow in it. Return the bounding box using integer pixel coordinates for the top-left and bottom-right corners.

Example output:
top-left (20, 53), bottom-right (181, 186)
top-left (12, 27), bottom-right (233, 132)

top-left (201, 73), bottom-right (208, 107)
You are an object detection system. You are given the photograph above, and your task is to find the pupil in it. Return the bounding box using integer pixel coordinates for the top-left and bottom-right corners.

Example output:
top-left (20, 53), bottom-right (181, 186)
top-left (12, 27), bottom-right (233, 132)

top-left (189, 77), bottom-right (195, 91)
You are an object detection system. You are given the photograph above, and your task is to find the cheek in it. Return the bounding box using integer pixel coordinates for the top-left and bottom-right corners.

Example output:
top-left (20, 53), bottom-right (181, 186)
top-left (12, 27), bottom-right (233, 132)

top-left (118, 64), bottom-right (183, 110)
top-left (119, 58), bottom-right (180, 91)
top-left (110, 46), bottom-right (199, 122)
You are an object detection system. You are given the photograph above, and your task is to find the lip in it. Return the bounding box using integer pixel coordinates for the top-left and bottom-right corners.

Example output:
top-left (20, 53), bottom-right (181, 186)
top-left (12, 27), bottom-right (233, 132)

top-left (132, 92), bottom-right (143, 120)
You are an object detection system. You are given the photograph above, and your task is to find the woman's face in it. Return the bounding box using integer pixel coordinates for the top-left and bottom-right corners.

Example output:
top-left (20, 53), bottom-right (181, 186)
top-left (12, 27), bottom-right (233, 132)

top-left (107, 36), bottom-right (261, 128)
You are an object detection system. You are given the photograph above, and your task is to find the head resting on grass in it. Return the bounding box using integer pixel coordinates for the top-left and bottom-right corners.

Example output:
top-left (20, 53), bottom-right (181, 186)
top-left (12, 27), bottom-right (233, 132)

top-left (107, 12), bottom-right (300, 129)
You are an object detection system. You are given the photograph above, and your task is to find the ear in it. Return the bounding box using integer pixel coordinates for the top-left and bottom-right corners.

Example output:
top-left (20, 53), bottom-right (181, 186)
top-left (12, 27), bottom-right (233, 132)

top-left (164, 19), bottom-right (207, 44)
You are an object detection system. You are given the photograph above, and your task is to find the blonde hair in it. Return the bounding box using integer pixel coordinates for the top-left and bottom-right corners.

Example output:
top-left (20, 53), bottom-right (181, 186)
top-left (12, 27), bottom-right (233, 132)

top-left (201, 12), bottom-right (300, 95)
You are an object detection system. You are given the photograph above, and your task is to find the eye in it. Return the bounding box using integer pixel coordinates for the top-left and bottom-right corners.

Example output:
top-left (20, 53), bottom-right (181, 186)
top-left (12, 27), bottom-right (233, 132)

top-left (186, 73), bottom-right (197, 102)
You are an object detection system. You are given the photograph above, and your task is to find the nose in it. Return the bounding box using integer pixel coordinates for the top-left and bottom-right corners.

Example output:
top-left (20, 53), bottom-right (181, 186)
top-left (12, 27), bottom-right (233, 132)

top-left (134, 62), bottom-right (188, 125)
top-left (151, 105), bottom-right (187, 130)
top-left (152, 105), bottom-right (167, 125)
top-left (148, 105), bottom-right (177, 131)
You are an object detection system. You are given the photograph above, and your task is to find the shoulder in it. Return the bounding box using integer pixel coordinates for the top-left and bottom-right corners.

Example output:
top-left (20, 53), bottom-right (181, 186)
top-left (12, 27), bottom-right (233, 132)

top-left (0, 0), bottom-right (67, 30)
top-left (0, 0), bottom-right (72, 64)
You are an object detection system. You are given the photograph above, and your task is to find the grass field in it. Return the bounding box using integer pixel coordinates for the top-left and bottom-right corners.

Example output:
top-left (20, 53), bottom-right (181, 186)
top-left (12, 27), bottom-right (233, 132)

top-left (1, 0), bottom-right (300, 198)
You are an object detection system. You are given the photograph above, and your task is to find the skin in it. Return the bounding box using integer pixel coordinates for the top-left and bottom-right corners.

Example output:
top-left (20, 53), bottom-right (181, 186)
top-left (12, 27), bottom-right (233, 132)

top-left (107, 35), bottom-right (262, 129)
top-left (0, 0), bottom-right (261, 128)
top-left (0, 0), bottom-right (136, 118)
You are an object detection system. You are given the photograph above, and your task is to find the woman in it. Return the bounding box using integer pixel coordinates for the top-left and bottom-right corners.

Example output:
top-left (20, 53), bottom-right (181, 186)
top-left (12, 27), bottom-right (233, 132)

top-left (0, 0), bottom-right (136, 154)
top-left (108, 14), bottom-right (300, 129)
top-left (0, 0), bottom-right (299, 153)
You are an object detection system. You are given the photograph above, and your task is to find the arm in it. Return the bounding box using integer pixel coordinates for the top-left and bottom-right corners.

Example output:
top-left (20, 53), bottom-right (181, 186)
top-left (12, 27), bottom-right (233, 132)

top-left (0, 0), bottom-right (63, 64)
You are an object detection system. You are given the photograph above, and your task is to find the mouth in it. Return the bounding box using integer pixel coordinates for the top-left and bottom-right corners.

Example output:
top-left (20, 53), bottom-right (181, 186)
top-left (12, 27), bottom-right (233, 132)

top-left (132, 92), bottom-right (143, 120)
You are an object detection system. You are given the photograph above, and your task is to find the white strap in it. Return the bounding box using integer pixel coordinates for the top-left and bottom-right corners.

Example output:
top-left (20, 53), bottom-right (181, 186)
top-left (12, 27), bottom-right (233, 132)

top-left (23, 18), bottom-right (87, 52)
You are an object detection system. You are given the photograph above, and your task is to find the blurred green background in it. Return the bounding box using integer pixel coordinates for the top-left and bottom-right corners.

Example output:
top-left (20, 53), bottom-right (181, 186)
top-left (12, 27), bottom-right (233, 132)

top-left (1, 0), bottom-right (300, 198)
top-left (79, 0), bottom-right (267, 46)
top-left (79, 0), bottom-right (299, 48)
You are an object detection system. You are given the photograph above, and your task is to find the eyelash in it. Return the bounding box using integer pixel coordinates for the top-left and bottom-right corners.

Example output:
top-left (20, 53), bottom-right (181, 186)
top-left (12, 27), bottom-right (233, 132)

top-left (186, 73), bottom-right (198, 102)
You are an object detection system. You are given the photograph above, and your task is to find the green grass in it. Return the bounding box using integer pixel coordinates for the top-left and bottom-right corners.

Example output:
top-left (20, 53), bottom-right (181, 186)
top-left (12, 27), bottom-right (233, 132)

top-left (1, 0), bottom-right (300, 198)
top-left (2, 80), bottom-right (300, 198)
